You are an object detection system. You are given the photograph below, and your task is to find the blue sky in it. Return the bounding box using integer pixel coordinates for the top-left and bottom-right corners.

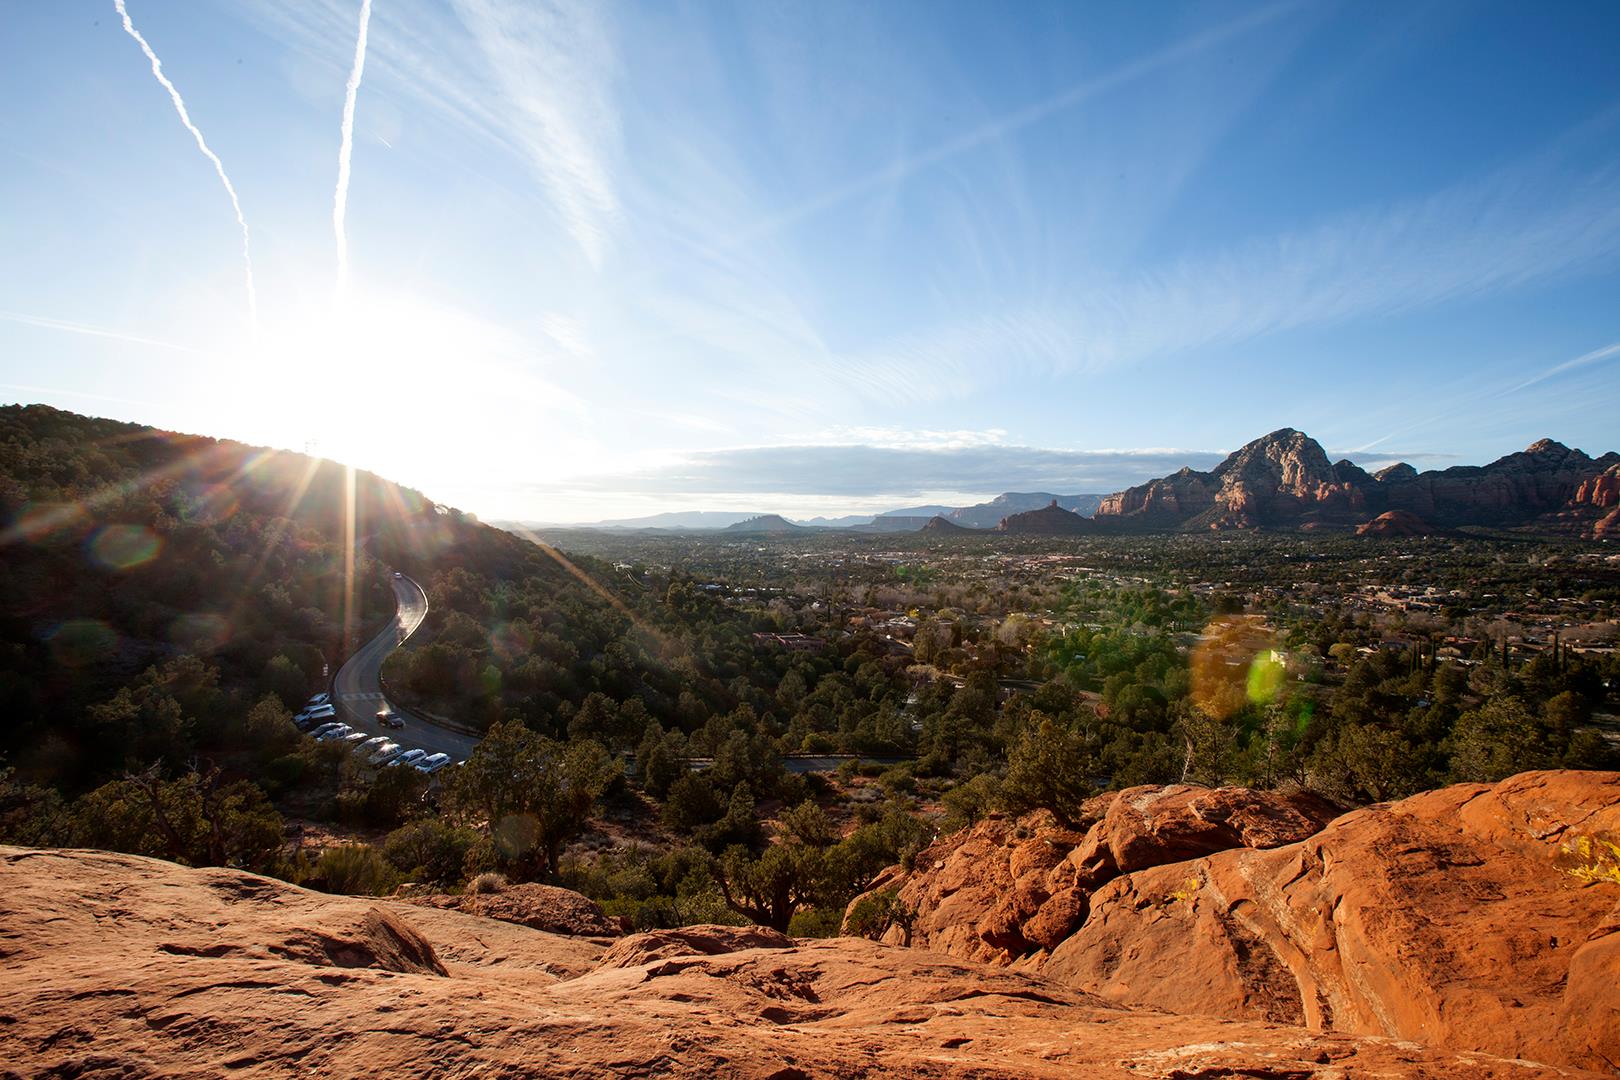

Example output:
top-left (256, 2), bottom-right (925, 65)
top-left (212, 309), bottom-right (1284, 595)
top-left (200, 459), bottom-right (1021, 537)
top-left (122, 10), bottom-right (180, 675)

top-left (2, 0), bottom-right (1618, 522)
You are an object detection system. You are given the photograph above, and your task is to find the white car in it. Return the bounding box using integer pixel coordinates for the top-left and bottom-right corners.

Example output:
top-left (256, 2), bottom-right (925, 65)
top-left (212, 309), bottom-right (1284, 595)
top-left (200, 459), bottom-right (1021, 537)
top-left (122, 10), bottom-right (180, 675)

top-left (416, 753), bottom-right (452, 774)
top-left (392, 748), bottom-right (428, 768)
top-left (315, 724), bottom-right (355, 741)
top-left (307, 693), bottom-right (331, 707)
top-left (296, 704), bottom-right (336, 726)
top-left (340, 731), bottom-right (370, 747)
top-left (365, 741), bottom-right (403, 766)
top-left (309, 722), bottom-right (345, 738)
top-left (354, 736), bottom-right (389, 756)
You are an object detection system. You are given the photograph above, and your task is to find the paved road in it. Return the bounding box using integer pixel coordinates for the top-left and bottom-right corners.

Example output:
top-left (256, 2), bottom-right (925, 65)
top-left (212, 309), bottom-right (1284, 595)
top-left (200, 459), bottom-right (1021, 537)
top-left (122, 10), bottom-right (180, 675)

top-left (331, 574), bottom-right (480, 763)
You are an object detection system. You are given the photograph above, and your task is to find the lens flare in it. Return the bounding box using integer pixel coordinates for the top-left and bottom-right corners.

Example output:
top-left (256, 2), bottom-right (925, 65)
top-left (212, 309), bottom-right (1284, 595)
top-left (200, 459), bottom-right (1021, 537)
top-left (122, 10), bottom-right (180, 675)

top-left (1190, 614), bottom-right (1278, 719)
top-left (181, 484), bottom-right (239, 526)
top-left (493, 813), bottom-right (540, 859)
top-left (1246, 650), bottom-right (1286, 706)
top-left (88, 524), bottom-right (161, 570)
top-left (489, 621), bottom-right (534, 663)
top-left (3, 501), bottom-right (90, 546)
top-left (171, 612), bottom-right (231, 654)
top-left (46, 618), bottom-right (119, 667)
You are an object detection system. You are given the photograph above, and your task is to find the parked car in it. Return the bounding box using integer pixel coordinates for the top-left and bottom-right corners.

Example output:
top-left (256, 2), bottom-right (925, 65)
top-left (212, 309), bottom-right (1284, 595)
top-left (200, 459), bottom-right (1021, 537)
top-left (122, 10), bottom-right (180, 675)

top-left (315, 724), bottom-right (354, 742)
top-left (376, 709), bottom-right (405, 729)
top-left (296, 703), bottom-right (336, 723)
top-left (365, 742), bottom-right (403, 766)
top-left (392, 749), bottom-right (428, 768)
top-left (309, 722), bottom-right (345, 738)
top-left (307, 693), bottom-right (331, 707)
top-left (340, 731), bottom-right (369, 747)
top-left (416, 753), bottom-right (452, 774)
top-left (354, 736), bottom-right (389, 756)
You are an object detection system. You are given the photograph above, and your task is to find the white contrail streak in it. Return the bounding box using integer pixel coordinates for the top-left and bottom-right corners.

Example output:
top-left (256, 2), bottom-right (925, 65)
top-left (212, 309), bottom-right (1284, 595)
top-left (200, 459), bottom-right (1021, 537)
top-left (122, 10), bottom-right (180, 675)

top-left (112, 0), bottom-right (257, 329)
top-left (334, 0), bottom-right (374, 296)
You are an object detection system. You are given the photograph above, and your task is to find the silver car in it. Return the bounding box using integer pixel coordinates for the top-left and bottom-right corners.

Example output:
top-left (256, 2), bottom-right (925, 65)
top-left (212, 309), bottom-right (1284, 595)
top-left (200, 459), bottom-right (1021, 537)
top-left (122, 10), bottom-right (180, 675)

top-left (392, 748), bottom-right (428, 768)
top-left (354, 735), bottom-right (389, 756)
top-left (365, 741), bottom-right (403, 766)
top-left (416, 753), bottom-right (452, 774)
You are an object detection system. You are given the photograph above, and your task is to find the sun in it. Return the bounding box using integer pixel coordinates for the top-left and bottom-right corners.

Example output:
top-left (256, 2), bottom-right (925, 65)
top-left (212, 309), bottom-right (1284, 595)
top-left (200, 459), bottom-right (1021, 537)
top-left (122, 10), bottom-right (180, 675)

top-left (218, 287), bottom-right (589, 512)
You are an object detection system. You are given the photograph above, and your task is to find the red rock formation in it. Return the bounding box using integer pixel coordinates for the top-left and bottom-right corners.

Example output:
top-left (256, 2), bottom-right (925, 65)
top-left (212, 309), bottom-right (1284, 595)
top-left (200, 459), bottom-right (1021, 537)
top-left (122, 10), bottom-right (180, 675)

top-left (1572, 463), bottom-right (1620, 510)
top-left (848, 785), bottom-right (1338, 965)
top-left (1040, 771), bottom-right (1620, 1072)
top-left (1096, 429), bottom-right (1368, 530)
top-left (1096, 430), bottom-right (1620, 532)
top-left (1355, 509), bottom-right (1439, 536)
top-left (405, 880), bottom-right (627, 937)
top-left (1, 846), bottom-right (1551, 1078)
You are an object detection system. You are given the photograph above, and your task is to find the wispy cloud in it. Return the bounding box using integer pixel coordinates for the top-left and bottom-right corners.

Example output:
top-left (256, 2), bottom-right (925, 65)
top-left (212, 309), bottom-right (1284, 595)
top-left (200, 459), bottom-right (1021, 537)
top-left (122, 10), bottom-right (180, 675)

top-left (241, 0), bottom-right (621, 265)
top-left (833, 144), bottom-right (1620, 401)
top-left (450, 0), bottom-right (621, 265)
top-left (726, 0), bottom-right (1306, 248)
top-left (112, 0), bottom-right (257, 328)
top-left (1508, 340), bottom-right (1620, 395)
top-left (333, 0), bottom-right (374, 295)
top-left (0, 310), bottom-right (207, 356)
top-left (541, 442), bottom-right (1231, 499)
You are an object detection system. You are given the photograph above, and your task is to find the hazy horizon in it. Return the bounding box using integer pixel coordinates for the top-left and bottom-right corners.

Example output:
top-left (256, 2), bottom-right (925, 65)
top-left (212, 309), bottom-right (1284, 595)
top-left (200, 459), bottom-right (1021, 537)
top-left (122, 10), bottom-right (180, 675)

top-left (4, 1), bottom-right (1619, 522)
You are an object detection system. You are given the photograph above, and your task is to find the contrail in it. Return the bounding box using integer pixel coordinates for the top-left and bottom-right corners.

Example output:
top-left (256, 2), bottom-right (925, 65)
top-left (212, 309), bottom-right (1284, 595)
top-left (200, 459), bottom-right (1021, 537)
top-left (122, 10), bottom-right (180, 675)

top-left (334, 0), bottom-right (374, 296)
top-left (112, 0), bottom-right (256, 329)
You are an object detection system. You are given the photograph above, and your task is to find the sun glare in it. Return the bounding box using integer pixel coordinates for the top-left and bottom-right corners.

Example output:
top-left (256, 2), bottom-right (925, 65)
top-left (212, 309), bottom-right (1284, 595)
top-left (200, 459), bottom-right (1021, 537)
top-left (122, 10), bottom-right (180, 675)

top-left (220, 290), bottom-right (589, 509)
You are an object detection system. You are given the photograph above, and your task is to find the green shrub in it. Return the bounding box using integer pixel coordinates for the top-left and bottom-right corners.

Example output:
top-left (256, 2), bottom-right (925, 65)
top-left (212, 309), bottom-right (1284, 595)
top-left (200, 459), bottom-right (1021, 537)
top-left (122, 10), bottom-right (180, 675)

top-left (469, 870), bottom-right (507, 894)
top-left (787, 906), bottom-right (842, 938)
top-left (844, 887), bottom-right (910, 941)
top-left (315, 844), bottom-right (400, 896)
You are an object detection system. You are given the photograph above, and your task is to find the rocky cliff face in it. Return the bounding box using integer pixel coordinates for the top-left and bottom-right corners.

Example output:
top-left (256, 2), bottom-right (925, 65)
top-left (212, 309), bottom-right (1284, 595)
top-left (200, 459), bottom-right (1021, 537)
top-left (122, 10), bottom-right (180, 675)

top-left (1, 846), bottom-right (1549, 1079)
top-left (1095, 429), bottom-right (1619, 533)
top-left (847, 771), bottom-right (1620, 1073)
top-left (849, 785), bottom-right (1337, 966)
top-left (1096, 429), bottom-right (1368, 530)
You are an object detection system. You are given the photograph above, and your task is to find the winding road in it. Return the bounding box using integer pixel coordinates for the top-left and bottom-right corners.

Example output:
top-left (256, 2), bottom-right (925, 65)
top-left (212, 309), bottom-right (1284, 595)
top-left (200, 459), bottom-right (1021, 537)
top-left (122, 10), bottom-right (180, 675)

top-left (331, 574), bottom-right (480, 763)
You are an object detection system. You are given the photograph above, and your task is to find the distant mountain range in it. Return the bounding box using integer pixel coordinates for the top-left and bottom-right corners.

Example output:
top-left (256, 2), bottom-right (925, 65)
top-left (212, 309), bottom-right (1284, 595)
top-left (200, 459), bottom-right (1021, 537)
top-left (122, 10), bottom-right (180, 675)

top-left (506, 429), bottom-right (1619, 539)
top-left (523, 491), bottom-right (1108, 532)
top-left (1092, 428), bottom-right (1619, 537)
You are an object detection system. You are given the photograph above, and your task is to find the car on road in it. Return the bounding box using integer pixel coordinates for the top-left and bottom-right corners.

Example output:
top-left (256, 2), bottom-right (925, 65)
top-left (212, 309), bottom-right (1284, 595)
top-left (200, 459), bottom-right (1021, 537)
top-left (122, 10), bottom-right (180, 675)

top-left (392, 749), bottom-right (428, 768)
top-left (416, 753), bottom-right (452, 774)
top-left (315, 724), bottom-right (355, 742)
top-left (393, 571), bottom-right (402, 579)
top-left (376, 709), bottom-right (405, 729)
top-left (365, 741), bottom-right (403, 766)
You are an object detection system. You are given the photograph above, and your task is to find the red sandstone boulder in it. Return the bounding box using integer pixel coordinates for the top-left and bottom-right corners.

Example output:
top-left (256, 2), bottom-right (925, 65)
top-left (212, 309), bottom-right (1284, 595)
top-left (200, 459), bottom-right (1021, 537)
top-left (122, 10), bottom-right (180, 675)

top-left (406, 880), bottom-right (626, 938)
top-left (847, 785), bottom-right (1338, 965)
top-left (1041, 771), bottom-right (1620, 1072)
top-left (595, 924), bottom-right (794, 969)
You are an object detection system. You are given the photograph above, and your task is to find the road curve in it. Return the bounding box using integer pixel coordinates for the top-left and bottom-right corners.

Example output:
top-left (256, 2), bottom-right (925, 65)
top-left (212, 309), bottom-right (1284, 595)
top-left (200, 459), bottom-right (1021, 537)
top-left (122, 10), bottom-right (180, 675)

top-left (331, 574), bottom-right (480, 763)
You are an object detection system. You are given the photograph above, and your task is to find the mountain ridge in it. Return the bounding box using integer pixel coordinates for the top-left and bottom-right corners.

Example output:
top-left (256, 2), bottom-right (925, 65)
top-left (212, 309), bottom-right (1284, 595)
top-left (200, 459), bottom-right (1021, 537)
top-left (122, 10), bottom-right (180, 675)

top-left (1095, 428), bottom-right (1619, 535)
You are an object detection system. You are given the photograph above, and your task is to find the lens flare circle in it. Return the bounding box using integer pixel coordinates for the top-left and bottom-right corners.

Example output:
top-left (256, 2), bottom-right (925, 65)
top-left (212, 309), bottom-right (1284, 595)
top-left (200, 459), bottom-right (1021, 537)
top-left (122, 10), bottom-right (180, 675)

top-left (46, 618), bottom-right (119, 667)
top-left (88, 524), bottom-right (161, 571)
